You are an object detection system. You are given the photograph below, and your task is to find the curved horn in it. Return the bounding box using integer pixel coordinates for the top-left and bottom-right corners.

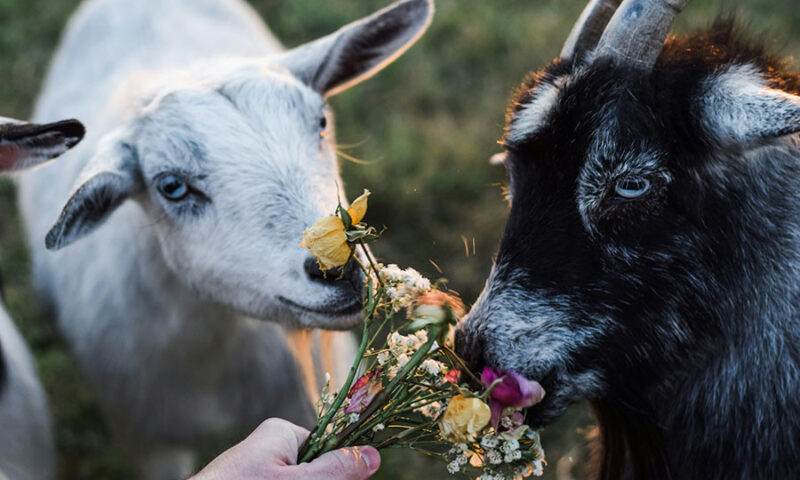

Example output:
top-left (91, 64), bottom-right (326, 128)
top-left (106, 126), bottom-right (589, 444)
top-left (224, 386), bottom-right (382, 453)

top-left (595, 0), bottom-right (690, 70)
top-left (560, 0), bottom-right (623, 62)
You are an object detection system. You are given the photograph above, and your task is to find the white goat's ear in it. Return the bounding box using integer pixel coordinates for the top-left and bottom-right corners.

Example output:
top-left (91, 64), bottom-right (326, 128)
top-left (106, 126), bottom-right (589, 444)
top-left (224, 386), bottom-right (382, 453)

top-left (45, 128), bottom-right (142, 251)
top-left (0, 118), bottom-right (84, 172)
top-left (700, 64), bottom-right (800, 146)
top-left (278, 0), bottom-right (433, 97)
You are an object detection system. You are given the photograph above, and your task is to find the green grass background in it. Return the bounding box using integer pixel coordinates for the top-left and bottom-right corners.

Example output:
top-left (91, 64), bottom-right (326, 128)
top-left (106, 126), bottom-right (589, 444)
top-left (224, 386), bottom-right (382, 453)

top-left (0, 0), bottom-right (798, 478)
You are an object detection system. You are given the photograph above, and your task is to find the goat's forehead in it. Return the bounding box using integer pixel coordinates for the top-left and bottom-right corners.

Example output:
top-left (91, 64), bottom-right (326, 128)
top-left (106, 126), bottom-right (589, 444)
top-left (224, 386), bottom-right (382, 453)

top-left (506, 63), bottom-right (665, 147)
top-left (159, 72), bottom-right (323, 123)
top-left (137, 74), bottom-right (327, 162)
top-left (507, 68), bottom-right (671, 169)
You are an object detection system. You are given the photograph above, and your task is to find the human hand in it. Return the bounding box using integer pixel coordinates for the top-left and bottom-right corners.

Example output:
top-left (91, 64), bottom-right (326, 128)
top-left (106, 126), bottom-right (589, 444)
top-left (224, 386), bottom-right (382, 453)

top-left (190, 418), bottom-right (381, 480)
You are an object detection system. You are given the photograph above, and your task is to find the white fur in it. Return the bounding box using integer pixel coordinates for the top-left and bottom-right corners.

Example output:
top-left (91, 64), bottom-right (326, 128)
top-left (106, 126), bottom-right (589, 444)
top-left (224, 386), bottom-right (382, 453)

top-left (0, 307), bottom-right (53, 480)
top-left (18, 1), bottom-right (432, 478)
top-left (508, 79), bottom-right (566, 144)
top-left (701, 64), bottom-right (800, 145)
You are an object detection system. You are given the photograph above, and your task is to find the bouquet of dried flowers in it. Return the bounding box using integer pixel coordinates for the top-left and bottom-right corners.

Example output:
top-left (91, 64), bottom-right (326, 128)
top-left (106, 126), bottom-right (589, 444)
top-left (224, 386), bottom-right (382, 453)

top-left (298, 190), bottom-right (547, 480)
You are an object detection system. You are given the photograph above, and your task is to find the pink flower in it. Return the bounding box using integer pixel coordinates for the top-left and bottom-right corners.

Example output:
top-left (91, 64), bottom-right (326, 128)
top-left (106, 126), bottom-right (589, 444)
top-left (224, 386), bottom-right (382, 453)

top-left (344, 369), bottom-right (383, 414)
top-left (481, 367), bottom-right (545, 427)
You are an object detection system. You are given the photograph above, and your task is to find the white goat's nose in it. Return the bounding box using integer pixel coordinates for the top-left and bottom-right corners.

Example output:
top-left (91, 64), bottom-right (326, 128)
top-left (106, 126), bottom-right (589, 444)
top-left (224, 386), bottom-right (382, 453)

top-left (303, 257), bottom-right (364, 291)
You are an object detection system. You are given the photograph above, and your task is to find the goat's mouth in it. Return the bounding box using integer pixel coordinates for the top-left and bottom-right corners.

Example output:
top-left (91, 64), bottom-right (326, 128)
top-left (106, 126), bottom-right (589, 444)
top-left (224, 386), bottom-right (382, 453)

top-left (277, 295), bottom-right (363, 317)
top-left (520, 371), bottom-right (586, 429)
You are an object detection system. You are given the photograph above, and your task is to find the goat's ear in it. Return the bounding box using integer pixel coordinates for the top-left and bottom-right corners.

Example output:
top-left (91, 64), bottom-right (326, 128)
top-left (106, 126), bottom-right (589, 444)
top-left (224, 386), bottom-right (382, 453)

top-left (278, 0), bottom-right (433, 97)
top-left (45, 128), bottom-right (142, 251)
top-left (699, 64), bottom-right (800, 147)
top-left (0, 119), bottom-right (84, 172)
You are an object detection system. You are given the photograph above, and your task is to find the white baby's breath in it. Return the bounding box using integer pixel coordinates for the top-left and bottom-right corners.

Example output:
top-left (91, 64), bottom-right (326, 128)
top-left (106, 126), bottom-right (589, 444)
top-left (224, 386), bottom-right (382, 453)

top-left (500, 439), bottom-right (520, 454)
top-left (396, 353), bottom-right (409, 369)
top-left (447, 460), bottom-right (460, 474)
top-left (481, 434), bottom-right (499, 449)
top-left (415, 401), bottom-right (442, 419)
top-left (378, 264), bottom-right (432, 310)
top-left (421, 359), bottom-right (445, 376)
top-left (376, 351), bottom-right (390, 366)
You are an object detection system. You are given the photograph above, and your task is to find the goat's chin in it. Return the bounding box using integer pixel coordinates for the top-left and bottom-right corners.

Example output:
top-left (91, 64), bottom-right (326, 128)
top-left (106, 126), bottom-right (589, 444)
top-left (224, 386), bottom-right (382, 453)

top-left (520, 373), bottom-right (596, 429)
top-left (523, 390), bottom-right (575, 429)
top-left (296, 310), bottom-right (364, 330)
top-left (235, 296), bottom-right (364, 330)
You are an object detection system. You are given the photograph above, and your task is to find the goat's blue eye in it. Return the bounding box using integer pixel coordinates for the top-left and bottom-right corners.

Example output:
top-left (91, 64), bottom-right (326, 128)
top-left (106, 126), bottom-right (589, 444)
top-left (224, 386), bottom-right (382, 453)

top-left (614, 177), bottom-right (650, 199)
top-left (158, 175), bottom-right (189, 201)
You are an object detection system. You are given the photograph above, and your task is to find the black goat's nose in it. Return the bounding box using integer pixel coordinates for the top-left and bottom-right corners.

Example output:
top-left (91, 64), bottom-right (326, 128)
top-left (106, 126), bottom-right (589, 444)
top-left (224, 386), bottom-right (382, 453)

top-left (454, 325), bottom-right (487, 380)
top-left (304, 257), bottom-right (364, 290)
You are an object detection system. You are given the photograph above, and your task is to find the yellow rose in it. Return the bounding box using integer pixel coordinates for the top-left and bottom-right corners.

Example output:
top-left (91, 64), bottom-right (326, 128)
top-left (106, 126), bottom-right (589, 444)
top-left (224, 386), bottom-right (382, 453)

top-left (301, 216), bottom-right (351, 271)
top-left (347, 189), bottom-right (370, 224)
top-left (301, 189), bottom-right (370, 271)
top-left (439, 395), bottom-right (491, 443)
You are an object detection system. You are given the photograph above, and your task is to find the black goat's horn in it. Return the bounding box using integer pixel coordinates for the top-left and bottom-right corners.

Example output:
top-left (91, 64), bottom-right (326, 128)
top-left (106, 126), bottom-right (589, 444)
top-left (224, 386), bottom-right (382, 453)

top-left (595, 0), bottom-right (690, 69)
top-left (560, 0), bottom-right (623, 62)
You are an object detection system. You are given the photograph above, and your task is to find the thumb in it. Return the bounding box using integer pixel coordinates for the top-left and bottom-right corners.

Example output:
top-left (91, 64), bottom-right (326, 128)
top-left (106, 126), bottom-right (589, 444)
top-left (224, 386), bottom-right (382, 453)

top-left (295, 446), bottom-right (380, 480)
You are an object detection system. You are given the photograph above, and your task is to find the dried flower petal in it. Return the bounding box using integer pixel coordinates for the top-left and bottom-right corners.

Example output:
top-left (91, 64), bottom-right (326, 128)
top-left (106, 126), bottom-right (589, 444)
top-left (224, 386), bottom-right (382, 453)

top-left (344, 369), bottom-right (383, 414)
top-left (439, 395), bottom-right (491, 443)
top-left (346, 189), bottom-right (370, 225)
top-left (301, 216), bottom-right (351, 270)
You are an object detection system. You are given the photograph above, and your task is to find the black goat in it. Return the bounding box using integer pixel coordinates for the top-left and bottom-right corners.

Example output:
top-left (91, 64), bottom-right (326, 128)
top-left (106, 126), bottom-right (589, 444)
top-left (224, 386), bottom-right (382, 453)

top-left (456, 1), bottom-right (800, 478)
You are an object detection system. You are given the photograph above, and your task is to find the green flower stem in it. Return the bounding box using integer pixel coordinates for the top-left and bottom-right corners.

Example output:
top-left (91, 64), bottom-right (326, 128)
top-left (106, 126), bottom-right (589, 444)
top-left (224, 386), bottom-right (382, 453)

top-left (298, 285), bottom-right (384, 463)
top-left (375, 423), bottom-right (436, 449)
top-left (358, 241), bottom-right (384, 289)
top-left (339, 383), bottom-right (416, 447)
top-left (366, 309), bottom-right (396, 348)
top-left (340, 386), bottom-right (450, 447)
top-left (329, 323), bottom-right (445, 452)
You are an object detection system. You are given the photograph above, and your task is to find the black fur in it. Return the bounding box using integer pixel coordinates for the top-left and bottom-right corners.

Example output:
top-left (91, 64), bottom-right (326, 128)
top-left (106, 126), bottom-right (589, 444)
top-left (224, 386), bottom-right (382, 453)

top-left (457, 21), bottom-right (800, 480)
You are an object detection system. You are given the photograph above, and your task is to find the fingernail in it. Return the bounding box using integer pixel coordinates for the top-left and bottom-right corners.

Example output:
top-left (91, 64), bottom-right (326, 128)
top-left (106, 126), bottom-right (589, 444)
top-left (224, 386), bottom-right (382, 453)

top-left (359, 446), bottom-right (380, 474)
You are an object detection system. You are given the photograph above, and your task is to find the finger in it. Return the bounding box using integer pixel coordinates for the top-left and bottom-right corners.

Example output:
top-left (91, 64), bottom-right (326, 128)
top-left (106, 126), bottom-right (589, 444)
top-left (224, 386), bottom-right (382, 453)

top-left (252, 418), bottom-right (310, 448)
top-left (294, 446), bottom-right (380, 480)
top-left (248, 418), bottom-right (313, 467)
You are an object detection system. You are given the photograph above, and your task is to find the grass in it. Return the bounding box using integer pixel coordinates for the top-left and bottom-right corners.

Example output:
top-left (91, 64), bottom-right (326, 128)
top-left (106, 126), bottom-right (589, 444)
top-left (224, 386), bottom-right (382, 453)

top-left (0, 0), bottom-right (798, 478)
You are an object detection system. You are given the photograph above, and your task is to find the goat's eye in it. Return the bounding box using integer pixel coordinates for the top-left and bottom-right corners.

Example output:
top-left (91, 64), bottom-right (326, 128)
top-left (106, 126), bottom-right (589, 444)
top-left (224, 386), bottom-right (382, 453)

top-left (157, 175), bottom-right (189, 201)
top-left (614, 177), bottom-right (650, 199)
top-left (319, 116), bottom-right (327, 138)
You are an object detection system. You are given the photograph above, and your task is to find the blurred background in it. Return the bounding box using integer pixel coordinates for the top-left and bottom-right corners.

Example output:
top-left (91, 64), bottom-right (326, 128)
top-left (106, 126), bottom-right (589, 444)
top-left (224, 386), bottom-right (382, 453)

top-left (0, 0), bottom-right (798, 478)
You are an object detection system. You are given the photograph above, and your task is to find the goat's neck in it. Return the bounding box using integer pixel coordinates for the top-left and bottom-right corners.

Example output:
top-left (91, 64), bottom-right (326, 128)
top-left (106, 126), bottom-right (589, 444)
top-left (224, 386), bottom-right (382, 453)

top-left (592, 335), bottom-right (799, 480)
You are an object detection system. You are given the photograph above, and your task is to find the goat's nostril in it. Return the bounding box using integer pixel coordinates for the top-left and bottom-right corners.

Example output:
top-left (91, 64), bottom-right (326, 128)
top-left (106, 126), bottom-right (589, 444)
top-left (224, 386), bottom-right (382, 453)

top-left (304, 257), bottom-right (335, 280)
top-left (304, 257), bottom-right (363, 290)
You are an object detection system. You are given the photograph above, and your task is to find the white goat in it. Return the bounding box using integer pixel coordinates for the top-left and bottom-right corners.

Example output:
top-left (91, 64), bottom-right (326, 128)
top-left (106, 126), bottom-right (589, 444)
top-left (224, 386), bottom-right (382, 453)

top-left (18, 0), bottom-right (433, 478)
top-left (0, 116), bottom-right (84, 480)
